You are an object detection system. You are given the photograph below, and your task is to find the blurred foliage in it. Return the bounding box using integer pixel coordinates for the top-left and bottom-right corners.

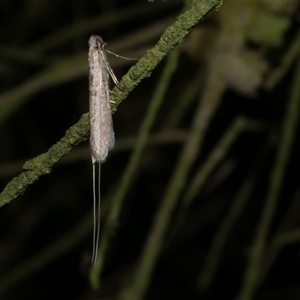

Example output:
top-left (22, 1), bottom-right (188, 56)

top-left (0, 1), bottom-right (300, 300)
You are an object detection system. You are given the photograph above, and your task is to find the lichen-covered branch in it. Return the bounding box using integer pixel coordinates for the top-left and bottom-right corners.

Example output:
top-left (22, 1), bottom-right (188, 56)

top-left (0, 0), bottom-right (223, 208)
top-left (111, 0), bottom-right (223, 109)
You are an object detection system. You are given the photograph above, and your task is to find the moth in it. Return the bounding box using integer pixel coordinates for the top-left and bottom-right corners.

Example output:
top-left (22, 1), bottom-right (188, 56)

top-left (88, 35), bottom-right (117, 265)
top-left (88, 34), bottom-right (135, 265)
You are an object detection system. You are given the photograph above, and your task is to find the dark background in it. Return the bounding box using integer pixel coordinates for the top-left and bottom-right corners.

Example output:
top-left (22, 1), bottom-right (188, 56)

top-left (0, 1), bottom-right (300, 299)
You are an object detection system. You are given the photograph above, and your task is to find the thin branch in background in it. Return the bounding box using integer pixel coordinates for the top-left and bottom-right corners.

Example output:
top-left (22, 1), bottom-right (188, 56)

top-left (237, 52), bottom-right (300, 300)
top-left (198, 133), bottom-right (275, 291)
top-left (126, 36), bottom-right (226, 300)
top-left (265, 29), bottom-right (300, 90)
top-left (258, 187), bottom-right (300, 284)
top-left (271, 226), bottom-right (300, 249)
top-left (181, 116), bottom-right (247, 216)
top-left (162, 69), bottom-right (205, 130)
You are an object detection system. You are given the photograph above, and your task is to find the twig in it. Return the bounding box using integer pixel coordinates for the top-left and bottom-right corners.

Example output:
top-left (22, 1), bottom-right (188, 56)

top-left (0, 0), bottom-right (222, 208)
